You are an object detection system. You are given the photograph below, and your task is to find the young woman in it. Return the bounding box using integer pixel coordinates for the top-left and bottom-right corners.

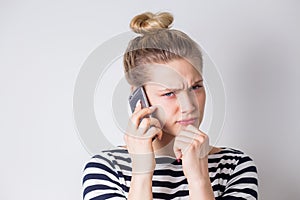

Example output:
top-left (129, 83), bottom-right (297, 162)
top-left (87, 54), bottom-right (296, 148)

top-left (82, 12), bottom-right (258, 200)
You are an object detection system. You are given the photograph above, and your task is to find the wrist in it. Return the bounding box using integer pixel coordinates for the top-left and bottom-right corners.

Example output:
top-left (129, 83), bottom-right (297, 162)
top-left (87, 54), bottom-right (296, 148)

top-left (131, 153), bottom-right (156, 174)
top-left (184, 157), bottom-right (209, 180)
top-left (187, 175), bottom-right (211, 186)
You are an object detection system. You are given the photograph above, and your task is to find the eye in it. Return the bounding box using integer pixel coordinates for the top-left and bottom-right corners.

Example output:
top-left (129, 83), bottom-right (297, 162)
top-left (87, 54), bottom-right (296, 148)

top-left (191, 84), bottom-right (203, 90)
top-left (163, 92), bottom-right (175, 97)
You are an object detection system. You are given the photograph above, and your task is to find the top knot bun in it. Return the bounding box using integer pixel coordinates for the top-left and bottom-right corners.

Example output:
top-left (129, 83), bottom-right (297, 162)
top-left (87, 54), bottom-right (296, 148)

top-left (130, 12), bottom-right (174, 34)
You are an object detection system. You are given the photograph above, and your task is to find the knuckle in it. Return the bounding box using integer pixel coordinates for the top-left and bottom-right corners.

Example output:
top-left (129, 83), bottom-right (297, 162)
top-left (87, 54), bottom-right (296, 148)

top-left (198, 135), bottom-right (205, 142)
top-left (202, 133), bottom-right (208, 139)
top-left (195, 134), bottom-right (205, 143)
top-left (191, 141), bottom-right (198, 149)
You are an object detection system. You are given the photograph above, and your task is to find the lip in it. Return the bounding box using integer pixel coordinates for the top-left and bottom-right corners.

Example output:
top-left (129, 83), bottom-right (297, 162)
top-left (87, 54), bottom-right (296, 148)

top-left (176, 118), bottom-right (197, 125)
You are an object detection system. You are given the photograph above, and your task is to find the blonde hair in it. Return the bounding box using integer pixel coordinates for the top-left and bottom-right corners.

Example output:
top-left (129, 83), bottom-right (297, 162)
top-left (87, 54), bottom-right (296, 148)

top-left (123, 12), bottom-right (203, 86)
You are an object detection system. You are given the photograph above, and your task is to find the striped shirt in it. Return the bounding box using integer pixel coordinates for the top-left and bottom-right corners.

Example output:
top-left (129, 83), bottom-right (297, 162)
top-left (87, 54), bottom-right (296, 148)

top-left (82, 147), bottom-right (258, 200)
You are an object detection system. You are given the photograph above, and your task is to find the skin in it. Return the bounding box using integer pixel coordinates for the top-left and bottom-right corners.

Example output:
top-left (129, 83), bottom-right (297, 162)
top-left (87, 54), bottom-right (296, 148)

top-left (124, 58), bottom-right (220, 200)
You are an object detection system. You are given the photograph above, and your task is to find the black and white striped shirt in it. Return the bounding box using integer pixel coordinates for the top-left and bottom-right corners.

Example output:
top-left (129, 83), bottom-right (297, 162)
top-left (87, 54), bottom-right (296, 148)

top-left (82, 147), bottom-right (258, 200)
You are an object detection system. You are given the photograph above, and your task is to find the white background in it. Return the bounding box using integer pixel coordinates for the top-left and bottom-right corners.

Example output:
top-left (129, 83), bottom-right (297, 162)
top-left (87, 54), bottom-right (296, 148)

top-left (1, 1), bottom-right (299, 199)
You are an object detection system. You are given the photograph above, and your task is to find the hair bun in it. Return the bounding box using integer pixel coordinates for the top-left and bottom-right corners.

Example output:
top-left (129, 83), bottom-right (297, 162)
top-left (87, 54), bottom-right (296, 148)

top-left (130, 12), bottom-right (173, 34)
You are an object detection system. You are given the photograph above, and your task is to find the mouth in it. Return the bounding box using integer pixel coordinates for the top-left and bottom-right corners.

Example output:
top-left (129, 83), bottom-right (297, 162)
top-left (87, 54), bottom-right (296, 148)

top-left (176, 118), bottom-right (197, 125)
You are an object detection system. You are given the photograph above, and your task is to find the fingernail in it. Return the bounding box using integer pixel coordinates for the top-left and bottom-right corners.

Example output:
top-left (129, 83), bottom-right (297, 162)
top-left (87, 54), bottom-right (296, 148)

top-left (135, 100), bottom-right (141, 108)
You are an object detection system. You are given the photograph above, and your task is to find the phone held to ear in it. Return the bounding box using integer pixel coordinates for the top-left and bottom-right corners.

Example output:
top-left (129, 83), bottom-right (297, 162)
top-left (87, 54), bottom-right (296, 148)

top-left (129, 86), bottom-right (157, 141)
top-left (129, 86), bottom-right (156, 141)
top-left (129, 86), bottom-right (151, 113)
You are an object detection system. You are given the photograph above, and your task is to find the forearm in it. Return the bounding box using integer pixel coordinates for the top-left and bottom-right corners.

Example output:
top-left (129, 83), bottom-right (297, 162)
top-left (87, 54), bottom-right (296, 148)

top-left (186, 158), bottom-right (215, 200)
top-left (188, 177), bottom-right (215, 200)
top-left (128, 173), bottom-right (153, 200)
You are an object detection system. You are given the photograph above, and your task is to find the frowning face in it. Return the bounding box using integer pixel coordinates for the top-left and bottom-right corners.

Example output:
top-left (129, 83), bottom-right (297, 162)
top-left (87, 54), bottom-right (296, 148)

top-left (144, 59), bottom-right (206, 136)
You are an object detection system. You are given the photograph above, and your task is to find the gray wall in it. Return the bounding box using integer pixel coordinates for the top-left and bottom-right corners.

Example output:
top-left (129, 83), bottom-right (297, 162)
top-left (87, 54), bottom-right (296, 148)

top-left (1, 1), bottom-right (299, 199)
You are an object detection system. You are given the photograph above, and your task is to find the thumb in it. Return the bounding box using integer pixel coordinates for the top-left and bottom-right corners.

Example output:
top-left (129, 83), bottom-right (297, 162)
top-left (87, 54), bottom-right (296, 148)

top-left (174, 148), bottom-right (182, 160)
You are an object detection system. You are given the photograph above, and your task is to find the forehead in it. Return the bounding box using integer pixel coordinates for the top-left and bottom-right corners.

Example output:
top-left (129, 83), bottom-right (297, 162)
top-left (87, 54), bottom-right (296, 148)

top-left (146, 59), bottom-right (202, 89)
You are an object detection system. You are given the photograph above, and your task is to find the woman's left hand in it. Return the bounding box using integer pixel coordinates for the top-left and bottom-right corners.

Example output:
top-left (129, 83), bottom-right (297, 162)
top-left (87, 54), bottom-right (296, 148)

top-left (173, 125), bottom-right (211, 181)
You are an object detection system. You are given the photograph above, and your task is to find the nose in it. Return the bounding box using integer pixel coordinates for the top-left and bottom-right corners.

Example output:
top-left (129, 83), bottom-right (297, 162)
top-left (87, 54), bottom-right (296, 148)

top-left (177, 91), bottom-right (196, 114)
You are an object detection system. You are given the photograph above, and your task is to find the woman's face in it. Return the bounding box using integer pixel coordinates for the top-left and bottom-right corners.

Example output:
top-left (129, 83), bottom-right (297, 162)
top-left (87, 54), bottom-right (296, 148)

top-left (144, 59), bottom-right (206, 136)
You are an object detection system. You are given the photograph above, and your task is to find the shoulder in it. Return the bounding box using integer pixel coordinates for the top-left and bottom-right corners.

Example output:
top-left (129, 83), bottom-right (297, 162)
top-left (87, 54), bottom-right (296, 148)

top-left (82, 148), bottom-right (129, 199)
top-left (83, 147), bottom-right (130, 172)
top-left (208, 147), bottom-right (258, 199)
top-left (218, 147), bottom-right (258, 180)
top-left (208, 146), bottom-right (258, 184)
top-left (218, 147), bottom-right (257, 169)
top-left (210, 146), bottom-right (256, 164)
top-left (210, 147), bottom-right (259, 199)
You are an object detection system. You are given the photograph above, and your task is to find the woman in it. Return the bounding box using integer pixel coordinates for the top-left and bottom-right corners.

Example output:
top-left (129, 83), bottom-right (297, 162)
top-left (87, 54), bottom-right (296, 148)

top-left (82, 12), bottom-right (258, 200)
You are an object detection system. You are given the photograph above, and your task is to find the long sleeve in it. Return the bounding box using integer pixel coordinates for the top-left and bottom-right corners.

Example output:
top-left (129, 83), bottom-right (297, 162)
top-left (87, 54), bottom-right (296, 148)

top-left (218, 154), bottom-right (258, 200)
top-left (82, 154), bottom-right (127, 200)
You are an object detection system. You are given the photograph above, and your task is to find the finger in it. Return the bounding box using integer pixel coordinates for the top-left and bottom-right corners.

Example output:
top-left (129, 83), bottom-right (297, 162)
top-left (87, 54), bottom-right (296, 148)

top-left (145, 125), bottom-right (163, 141)
top-left (173, 130), bottom-right (196, 156)
top-left (174, 141), bottom-right (189, 151)
top-left (133, 99), bottom-right (142, 113)
top-left (125, 126), bottom-right (158, 140)
top-left (149, 117), bottom-right (161, 129)
top-left (173, 138), bottom-right (191, 159)
top-left (131, 106), bottom-right (157, 127)
top-left (177, 131), bottom-right (209, 152)
top-left (173, 137), bottom-right (185, 160)
top-left (177, 129), bottom-right (196, 139)
top-left (175, 131), bottom-right (208, 155)
top-left (139, 117), bottom-right (161, 129)
top-left (185, 125), bottom-right (205, 136)
top-left (137, 118), bottom-right (159, 135)
top-left (157, 129), bottom-right (163, 140)
top-left (182, 125), bottom-right (208, 143)
top-left (173, 147), bottom-right (182, 160)
top-left (144, 126), bottom-right (163, 140)
top-left (173, 139), bottom-right (192, 155)
top-left (128, 100), bottom-right (142, 129)
top-left (181, 127), bottom-right (211, 158)
top-left (132, 126), bottom-right (161, 140)
top-left (137, 118), bottom-right (152, 135)
top-left (175, 133), bottom-right (195, 144)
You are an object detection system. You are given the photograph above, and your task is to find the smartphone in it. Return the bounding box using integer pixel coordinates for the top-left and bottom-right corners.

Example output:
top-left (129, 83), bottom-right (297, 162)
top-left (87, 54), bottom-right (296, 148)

top-left (128, 86), bottom-right (157, 141)
top-left (128, 86), bottom-right (151, 113)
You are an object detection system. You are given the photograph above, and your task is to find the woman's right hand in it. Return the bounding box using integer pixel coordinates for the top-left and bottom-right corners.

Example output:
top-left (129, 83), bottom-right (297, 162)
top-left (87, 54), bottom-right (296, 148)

top-left (124, 100), bottom-right (162, 173)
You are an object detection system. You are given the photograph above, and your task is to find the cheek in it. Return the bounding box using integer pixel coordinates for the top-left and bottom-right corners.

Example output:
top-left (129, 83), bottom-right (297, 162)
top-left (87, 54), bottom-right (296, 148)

top-left (200, 94), bottom-right (206, 108)
top-left (150, 99), bottom-right (179, 126)
top-left (161, 98), bottom-right (179, 111)
top-left (158, 100), bottom-right (178, 115)
top-left (195, 91), bottom-right (206, 109)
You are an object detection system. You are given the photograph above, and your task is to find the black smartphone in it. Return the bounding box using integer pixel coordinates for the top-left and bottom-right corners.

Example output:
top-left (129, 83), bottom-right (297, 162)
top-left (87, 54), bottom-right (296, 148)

top-left (128, 86), bottom-right (151, 113)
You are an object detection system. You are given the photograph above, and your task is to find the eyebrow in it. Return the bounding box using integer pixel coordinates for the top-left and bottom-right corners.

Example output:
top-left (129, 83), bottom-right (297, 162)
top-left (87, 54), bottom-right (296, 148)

top-left (158, 79), bottom-right (203, 92)
top-left (193, 80), bottom-right (203, 84)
